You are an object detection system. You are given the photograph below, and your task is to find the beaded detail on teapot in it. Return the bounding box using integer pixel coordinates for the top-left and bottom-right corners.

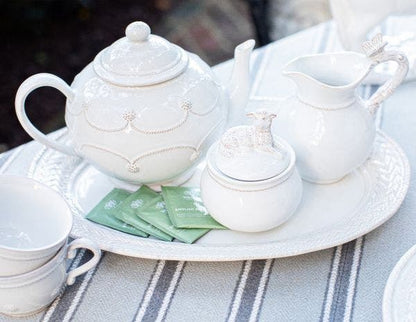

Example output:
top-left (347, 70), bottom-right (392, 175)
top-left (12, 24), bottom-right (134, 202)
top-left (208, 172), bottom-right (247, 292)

top-left (67, 72), bottom-right (221, 134)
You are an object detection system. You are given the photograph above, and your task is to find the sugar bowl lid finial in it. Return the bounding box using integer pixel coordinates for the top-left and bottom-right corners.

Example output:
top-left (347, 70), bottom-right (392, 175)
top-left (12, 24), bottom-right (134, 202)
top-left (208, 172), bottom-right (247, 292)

top-left (215, 110), bottom-right (290, 181)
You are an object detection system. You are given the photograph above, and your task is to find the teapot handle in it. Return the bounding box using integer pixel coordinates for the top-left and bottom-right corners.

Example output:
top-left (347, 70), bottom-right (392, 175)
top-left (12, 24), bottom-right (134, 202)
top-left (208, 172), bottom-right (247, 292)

top-left (364, 34), bottom-right (409, 115)
top-left (66, 238), bottom-right (102, 285)
top-left (15, 73), bottom-right (77, 156)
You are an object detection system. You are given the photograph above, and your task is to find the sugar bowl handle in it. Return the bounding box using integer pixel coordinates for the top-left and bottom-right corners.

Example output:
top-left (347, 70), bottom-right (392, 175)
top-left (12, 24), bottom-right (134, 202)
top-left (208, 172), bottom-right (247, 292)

top-left (362, 34), bottom-right (409, 115)
top-left (66, 238), bottom-right (102, 286)
top-left (15, 73), bottom-right (77, 156)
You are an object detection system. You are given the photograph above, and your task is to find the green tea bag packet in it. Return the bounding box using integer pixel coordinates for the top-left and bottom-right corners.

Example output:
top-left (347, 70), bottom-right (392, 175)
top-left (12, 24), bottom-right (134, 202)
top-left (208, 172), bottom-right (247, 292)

top-left (161, 186), bottom-right (226, 229)
top-left (114, 186), bottom-right (173, 242)
top-left (137, 194), bottom-right (210, 244)
top-left (86, 188), bottom-right (148, 237)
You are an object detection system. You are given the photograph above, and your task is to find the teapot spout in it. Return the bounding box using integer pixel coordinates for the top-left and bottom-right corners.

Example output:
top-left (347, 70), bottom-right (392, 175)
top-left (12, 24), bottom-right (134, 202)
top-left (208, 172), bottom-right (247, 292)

top-left (227, 39), bottom-right (255, 128)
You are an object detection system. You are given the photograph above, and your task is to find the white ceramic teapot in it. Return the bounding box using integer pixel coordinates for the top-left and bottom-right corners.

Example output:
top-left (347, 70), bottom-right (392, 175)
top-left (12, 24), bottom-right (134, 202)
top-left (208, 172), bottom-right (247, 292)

top-left (15, 21), bottom-right (255, 185)
top-left (273, 34), bottom-right (409, 184)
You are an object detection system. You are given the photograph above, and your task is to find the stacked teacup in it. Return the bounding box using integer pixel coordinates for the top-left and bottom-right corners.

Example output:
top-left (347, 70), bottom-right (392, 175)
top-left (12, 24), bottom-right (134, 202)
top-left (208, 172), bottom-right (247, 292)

top-left (0, 176), bottom-right (101, 317)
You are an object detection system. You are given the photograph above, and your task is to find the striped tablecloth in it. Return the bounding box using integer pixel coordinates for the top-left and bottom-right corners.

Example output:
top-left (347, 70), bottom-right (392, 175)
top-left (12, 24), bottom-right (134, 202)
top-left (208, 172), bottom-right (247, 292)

top-left (1, 20), bottom-right (416, 322)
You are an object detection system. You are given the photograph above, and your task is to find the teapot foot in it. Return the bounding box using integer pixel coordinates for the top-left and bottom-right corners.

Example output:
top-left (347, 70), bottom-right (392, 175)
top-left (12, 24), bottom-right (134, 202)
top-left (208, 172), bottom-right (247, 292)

top-left (147, 169), bottom-right (194, 191)
top-left (108, 178), bottom-right (141, 192)
top-left (109, 169), bottom-right (195, 192)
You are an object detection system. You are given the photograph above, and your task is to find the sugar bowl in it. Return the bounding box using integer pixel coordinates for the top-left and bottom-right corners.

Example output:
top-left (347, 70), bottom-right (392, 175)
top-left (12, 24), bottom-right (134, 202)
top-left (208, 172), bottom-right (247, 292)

top-left (200, 111), bottom-right (302, 232)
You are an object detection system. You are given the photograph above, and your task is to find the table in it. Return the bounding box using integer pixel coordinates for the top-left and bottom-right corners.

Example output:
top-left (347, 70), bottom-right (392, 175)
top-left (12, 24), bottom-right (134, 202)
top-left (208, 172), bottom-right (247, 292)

top-left (1, 20), bottom-right (416, 322)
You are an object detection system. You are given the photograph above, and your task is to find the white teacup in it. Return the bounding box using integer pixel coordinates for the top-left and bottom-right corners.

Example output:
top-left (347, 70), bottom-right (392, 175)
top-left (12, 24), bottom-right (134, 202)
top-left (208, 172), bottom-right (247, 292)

top-left (0, 237), bottom-right (101, 317)
top-left (0, 176), bottom-right (72, 276)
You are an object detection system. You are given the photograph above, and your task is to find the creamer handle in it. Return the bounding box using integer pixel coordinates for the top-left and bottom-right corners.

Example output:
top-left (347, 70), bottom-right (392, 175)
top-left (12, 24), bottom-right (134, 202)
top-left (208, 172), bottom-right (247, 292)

top-left (15, 73), bottom-right (77, 156)
top-left (363, 34), bottom-right (409, 115)
top-left (66, 238), bottom-right (102, 285)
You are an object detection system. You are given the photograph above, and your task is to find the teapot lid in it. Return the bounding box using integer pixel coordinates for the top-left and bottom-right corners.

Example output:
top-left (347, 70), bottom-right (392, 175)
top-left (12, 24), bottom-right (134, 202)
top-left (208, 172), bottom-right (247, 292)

top-left (93, 21), bottom-right (188, 86)
top-left (214, 111), bottom-right (290, 181)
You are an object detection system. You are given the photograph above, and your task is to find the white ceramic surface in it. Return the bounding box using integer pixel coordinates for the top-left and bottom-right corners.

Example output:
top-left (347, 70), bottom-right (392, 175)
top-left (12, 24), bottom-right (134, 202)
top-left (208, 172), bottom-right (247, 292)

top-left (274, 35), bottom-right (408, 183)
top-left (201, 112), bottom-right (302, 232)
top-left (0, 176), bottom-right (72, 276)
top-left (0, 238), bottom-right (101, 317)
top-left (26, 128), bottom-right (409, 261)
top-left (383, 244), bottom-right (416, 322)
top-left (15, 21), bottom-right (255, 185)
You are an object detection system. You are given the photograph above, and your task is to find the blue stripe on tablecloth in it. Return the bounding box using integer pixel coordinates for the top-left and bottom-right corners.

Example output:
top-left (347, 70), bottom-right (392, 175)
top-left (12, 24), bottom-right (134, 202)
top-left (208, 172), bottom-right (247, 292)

top-left (250, 259), bottom-right (274, 321)
top-left (158, 261), bottom-right (186, 321)
top-left (349, 237), bottom-right (365, 321)
top-left (140, 261), bottom-right (177, 321)
top-left (233, 260), bottom-right (274, 322)
top-left (320, 238), bottom-right (366, 322)
top-left (320, 246), bottom-right (340, 321)
top-left (139, 261), bottom-right (186, 322)
top-left (328, 240), bottom-right (357, 321)
top-left (226, 261), bottom-right (253, 321)
top-left (134, 260), bottom-right (165, 321)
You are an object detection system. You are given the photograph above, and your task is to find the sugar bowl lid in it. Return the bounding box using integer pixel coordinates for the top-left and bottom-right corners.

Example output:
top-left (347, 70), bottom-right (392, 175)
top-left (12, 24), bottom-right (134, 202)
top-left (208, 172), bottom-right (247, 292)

top-left (93, 21), bottom-right (189, 86)
top-left (214, 111), bottom-right (291, 181)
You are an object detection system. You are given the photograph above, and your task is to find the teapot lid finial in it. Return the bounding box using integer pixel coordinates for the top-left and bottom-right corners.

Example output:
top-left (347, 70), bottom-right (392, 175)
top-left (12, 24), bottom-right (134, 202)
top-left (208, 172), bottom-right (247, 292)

top-left (125, 21), bottom-right (151, 42)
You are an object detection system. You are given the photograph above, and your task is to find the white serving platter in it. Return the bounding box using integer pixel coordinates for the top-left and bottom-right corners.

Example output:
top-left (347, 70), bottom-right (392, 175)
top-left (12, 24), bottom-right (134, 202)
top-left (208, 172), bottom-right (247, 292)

top-left (383, 244), bottom-right (416, 322)
top-left (27, 128), bottom-right (409, 261)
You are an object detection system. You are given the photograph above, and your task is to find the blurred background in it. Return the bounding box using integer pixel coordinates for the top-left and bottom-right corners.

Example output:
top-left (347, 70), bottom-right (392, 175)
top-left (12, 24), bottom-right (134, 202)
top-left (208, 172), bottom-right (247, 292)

top-left (0, 0), bottom-right (330, 152)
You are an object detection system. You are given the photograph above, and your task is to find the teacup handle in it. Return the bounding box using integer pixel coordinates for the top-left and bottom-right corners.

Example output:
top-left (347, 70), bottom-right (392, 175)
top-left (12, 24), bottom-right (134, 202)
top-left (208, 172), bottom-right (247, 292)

top-left (66, 238), bottom-right (102, 285)
top-left (15, 73), bottom-right (77, 156)
top-left (363, 34), bottom-right (409, 115)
